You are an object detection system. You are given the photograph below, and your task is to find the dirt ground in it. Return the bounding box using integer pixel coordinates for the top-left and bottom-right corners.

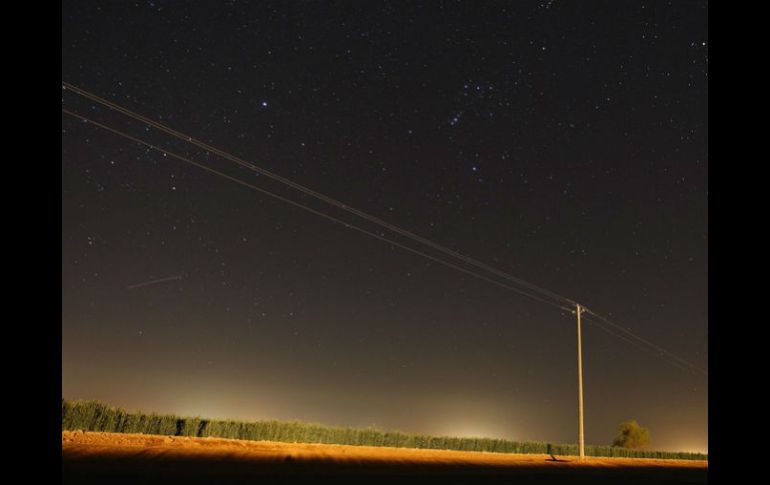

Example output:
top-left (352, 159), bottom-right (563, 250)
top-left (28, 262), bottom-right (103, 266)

top-left (62, 431), bottom-right (707, 484)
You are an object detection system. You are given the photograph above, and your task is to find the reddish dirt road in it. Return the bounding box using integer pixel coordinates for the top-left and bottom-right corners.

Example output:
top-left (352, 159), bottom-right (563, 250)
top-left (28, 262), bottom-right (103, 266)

top-left (62, 431), bottom-right (707, 484)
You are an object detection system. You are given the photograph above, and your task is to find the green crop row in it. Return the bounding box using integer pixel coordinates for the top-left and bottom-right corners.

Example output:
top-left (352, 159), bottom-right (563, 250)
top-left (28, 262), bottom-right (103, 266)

top-left (61, 399), bottom-right (707, 461)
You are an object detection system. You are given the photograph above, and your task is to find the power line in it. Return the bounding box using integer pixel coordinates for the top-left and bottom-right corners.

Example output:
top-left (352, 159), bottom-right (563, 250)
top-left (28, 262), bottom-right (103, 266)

top-left (62, 81), bottom-right (576, 309)
top-left (62, 90), bottom-right (707, 379)
top-left (583, 309), bottom-right (707, 376)
top-left (581, 317), bottom-right (696, 374)
top-left (62, 108), bottom-right (573, 313)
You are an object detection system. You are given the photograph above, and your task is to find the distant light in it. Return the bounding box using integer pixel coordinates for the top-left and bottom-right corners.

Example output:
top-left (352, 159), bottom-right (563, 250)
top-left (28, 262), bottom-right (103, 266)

top-left (260, 100), bottom-right (269, 108)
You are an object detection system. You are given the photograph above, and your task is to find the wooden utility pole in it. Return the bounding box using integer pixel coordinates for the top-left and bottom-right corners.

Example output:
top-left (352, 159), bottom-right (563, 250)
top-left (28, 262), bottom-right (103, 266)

top-left (576, 303), bottom-right (585, 460)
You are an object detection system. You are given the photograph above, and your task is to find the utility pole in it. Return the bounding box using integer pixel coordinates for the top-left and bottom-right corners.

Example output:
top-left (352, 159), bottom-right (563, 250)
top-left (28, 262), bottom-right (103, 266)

top-left (576, 303), bottom-right (585, 460)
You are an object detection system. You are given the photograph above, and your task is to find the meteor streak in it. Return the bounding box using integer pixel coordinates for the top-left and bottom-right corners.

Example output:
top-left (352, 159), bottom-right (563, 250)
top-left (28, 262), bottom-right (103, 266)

top-left (127, 275), bottom-right (182, 289)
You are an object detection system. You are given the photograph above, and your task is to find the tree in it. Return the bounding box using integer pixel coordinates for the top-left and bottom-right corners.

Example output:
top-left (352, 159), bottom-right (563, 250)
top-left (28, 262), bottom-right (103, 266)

top-left (612, 420), bottom-right (650, 449)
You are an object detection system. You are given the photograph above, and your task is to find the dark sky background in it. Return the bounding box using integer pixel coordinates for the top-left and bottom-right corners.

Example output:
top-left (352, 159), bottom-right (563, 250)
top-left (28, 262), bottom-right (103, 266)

top-left (62, 0), bottom-right (707, 453)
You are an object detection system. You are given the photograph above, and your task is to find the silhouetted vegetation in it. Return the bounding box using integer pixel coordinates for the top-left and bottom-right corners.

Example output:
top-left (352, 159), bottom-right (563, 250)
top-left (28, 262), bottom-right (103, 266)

top-left (613, 419), bottom-right (651, 449)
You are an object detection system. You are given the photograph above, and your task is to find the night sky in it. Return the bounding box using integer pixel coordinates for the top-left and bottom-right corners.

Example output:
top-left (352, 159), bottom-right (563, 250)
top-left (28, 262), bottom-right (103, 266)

top-left (62, 1), bottom-right (708, 453)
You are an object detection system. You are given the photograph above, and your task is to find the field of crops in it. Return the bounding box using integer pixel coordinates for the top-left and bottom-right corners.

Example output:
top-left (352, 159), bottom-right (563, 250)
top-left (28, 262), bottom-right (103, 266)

top-left (61, 399), bottom-right (707, 461)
